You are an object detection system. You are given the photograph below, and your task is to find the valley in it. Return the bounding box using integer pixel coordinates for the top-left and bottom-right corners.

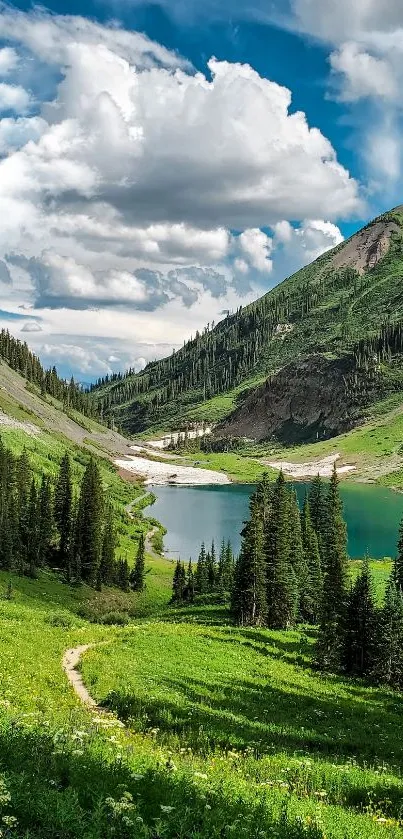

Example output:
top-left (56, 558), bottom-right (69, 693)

top-left (3, 207), bottom-right (403, 838)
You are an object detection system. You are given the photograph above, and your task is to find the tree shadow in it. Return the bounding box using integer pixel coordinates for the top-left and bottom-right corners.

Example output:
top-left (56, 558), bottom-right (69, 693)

top-left (0, 715), bottom-right (334, 839)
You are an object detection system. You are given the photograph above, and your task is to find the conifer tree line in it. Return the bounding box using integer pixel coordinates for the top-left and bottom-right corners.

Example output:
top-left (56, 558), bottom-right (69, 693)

top-left (228, 465), bottom-right (403, 690)
top-left (0, 438), bottom-right (145, 593)
top-left (0, 329), bottom-right (97, 419)
top-left (171, 540), bottom-right (235, 604)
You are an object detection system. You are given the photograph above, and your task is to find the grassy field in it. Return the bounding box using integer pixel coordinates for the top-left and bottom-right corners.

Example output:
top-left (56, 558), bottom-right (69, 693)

top-left (2, 366), bottom-right (403, 836)
top-left (1, 558), bottom-right (402, 839)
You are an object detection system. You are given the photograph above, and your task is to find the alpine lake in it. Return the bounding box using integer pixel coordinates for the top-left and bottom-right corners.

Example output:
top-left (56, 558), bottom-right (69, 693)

top-left (151, 481), bottom-right (403, 561)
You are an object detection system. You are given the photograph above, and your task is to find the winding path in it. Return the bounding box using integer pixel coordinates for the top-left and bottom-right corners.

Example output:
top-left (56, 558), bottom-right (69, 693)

top-left (62, 645), bottom-right (99, 708)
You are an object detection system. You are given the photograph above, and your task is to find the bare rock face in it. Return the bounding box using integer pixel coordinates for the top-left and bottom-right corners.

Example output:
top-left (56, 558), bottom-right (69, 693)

top-left (218, 355), bottom-right (377, 444)
top-left (332, 220), bottom-right (400, 276)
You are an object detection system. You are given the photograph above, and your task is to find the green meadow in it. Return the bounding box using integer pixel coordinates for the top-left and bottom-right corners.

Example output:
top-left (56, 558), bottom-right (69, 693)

top-left (0, 548), bottom-right (402, 838)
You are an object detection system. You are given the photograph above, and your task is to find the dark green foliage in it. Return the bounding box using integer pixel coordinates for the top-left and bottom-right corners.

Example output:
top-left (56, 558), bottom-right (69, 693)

top-left (373, 578), bottom-right (403, 689)
top-left (26, 480), bottom-right (39, 577)
top-left (265, 472), bottom-right (297, 629)
top-left (300, 498), bottom-right (322, 623)
top-left (231, 499), bottom-right (267, 626)
top-left (206, 541), bottom-right (217, 591)
top-left (316, 465), bottom-right (349, 670)
top-left (186, 559), bottom-right (195, 603)
top-left (130, 533), bottom-right (146, 592)
top-left (116, 557), bottom-right (130, 593)
top-left (288, 490), bottom-right (310, 621)
top-left (308, 475), bottom-right (326, 562)
top-left (343, 556), bottom-right (378, 677)
top-left (217, 539), bottom-right (234, 592)
top-left (37, 476), bottom-right (54, 567)
top-left (100, 503), bottom-right (117, 585)
top-left (394, 514), bottom-right (403, 591)
top-left (54, 453), bottom-right (73, 573)
top-left (194, 543), bottom-right (209, 594)
top-left (172, 559), bottom-right (186, 603)
top-left (74, 459), bottom-right (104, 585)
top-left (0, 437), bottom-right (120, 590)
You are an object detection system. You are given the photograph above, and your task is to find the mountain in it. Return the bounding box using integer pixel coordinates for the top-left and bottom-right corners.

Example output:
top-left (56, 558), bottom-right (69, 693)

top-left (92, 206), bottom-right (403, 442)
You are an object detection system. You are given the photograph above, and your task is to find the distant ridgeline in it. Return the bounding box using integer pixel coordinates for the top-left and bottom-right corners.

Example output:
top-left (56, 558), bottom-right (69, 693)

top-left (0, 328), bottom-right (98, 420)
top-left (90, 207), bottom-right (403, 435)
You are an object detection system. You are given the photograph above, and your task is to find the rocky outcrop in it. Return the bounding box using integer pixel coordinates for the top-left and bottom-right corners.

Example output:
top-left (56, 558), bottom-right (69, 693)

top-left (332, 219), bottom-right (400, 275)
top-left (218, 355), bottom-right (377, 444)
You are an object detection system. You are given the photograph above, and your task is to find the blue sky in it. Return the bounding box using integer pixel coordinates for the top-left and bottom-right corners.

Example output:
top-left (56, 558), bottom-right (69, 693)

top-left (0, 0), bottom-right (401, 377)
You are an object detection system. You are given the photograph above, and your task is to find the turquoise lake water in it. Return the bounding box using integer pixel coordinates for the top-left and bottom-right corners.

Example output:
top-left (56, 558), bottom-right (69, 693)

top-left (151, 482), bottom-right (403, 560)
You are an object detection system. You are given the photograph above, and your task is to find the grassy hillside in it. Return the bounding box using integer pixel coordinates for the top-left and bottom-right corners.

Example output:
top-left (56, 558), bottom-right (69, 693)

top-left (1, 559), bottom-right (401, 839)
top-left (92, 207), bottom-right (403, 435)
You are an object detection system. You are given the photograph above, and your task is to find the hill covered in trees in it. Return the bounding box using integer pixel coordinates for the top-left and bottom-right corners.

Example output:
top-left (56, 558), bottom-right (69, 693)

top-left (91, 206), bottom-right (403, 442)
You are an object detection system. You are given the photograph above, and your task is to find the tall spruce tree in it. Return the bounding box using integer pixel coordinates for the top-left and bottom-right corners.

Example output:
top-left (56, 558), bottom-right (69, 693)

top-left (394, 515), bottom-right (403, 592)
top-left (54, 453), bottom-right (73, 572)
top-left (231, 495), bottom-right (267, 626)
top-left (99, 503), bottom-right (116, 585)
top-left (218, 539), bottom-right (234, 592)
top-left (26, 479), bottom-right (38, 577)
top-left (343, 556), bottom-right (377, 676)
top-left (206, 541), bottom-right (217, 591)
top-left (288, 489), bottom-right (309, 621)
top-left (37, 476), bottom-right (53, 567)
top-left (130, 533), bottom-right (146, 592)
top-left (172, 559), bottom-right (186, 602)
top-left (316, 464), bottom-right (349, 670)
top-left (308, 474), bottom-right (326, 563)
top-left (74, 459), bottom-right (104, 585)
top-left (373, 578), bottom-right (403, 688)
top-left (186, 559), bottom-right (195, 603)
top-left (195, 542), bottom-right (208, 594)
top-left (117, 557), bottom-right (130, 592)
top-left (265, 472), bottom-right (297, 629)
top-left (300, 497), bottom-right (322, 623)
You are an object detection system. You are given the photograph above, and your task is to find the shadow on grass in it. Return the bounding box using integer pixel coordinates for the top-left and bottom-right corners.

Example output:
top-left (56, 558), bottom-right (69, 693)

top-left (102, 663), bottom-right (403, 770)
top-left (0, 716), bottom-right (330, 839)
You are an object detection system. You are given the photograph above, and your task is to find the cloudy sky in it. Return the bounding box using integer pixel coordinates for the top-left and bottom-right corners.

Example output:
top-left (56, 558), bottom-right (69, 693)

top-left (0, 0), bottom-right (401, 379)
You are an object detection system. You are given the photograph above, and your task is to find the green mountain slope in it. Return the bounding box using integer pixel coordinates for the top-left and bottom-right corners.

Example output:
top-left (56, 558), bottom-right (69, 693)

top-left (92, 206), bottom-right (403, 438)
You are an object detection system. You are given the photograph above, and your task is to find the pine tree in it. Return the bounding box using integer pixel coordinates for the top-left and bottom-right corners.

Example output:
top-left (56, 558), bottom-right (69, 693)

top-left (37, 476), bottom-right (53, 567)
top-left (195, 542), bottom-right (208, 594)
top-left (308, 474), bottom-right (326, 562)
top-left (16, 449), bottom-right (31, 568)
top-left (117, 557), bottom-right (130, 592)
top-left (186, 559), bottom-right (195, 603)
top-left (130, 533), bottom-right (146, 592)
top-left (172, 560), bottom-right (186, 602)
top-left (54, 453), bottom-right (73, 571)
top-left (300, 498), bottom-right (322, 623)
top-left (288, 490), bottom-right (309, 621)
top-left (75, 459), bottom-right (104, 585)
top-left (394, 515), bottom-right (403, 591)
top-left (231, 496), bottom-right (267, 626)
top-left (316, 464), bottom-right (349, 670)
top-left (265, 472), bottom-right (297, 629)
top-left (99, 503), bottom-right (116, 585)
top-left (343, 556), bottom-right (377, 676)
top-left (373, 578), bottom-right (403, 688)
top-left (26, 479), bottom-right (38, 577)
top-left (206, 540), bottom-right (217, 590)
top-left (218, 539), bottom-right (234, 593)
